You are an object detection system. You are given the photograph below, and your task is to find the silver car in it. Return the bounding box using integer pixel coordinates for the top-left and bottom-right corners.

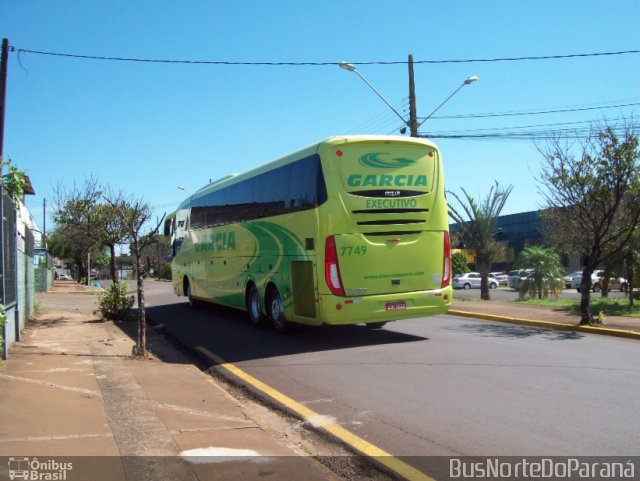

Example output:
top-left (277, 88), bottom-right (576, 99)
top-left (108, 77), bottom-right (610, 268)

top-left (572, 270), bottom-right (628, 292)
top-left (453, 272), bottom-right (498, 290)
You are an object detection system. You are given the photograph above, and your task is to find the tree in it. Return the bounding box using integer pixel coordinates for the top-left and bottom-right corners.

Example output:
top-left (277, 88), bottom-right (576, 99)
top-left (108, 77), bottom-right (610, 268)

top-left (52, 178), bottom-right (103, 281)
top-left (1, 159), bottom-right (27, 205)
top-left (515, 246), bottom-right (564, 300)
top-left (538, 123), bottom-right (640, 324)
top-left (53, 180), bottom-right (129, 284)
top-left (451, 252), bottom-right (470, 278)
top-left (93, 198), bottom-right (128, 283)
top-left (448, 181), bottom-right (513, 300)
top-left (109, 194), bottom-right (164, 358)
top-left (138, 235), bottom-right (171, 278)
top-left (620, 228), bottom-right (640, 307)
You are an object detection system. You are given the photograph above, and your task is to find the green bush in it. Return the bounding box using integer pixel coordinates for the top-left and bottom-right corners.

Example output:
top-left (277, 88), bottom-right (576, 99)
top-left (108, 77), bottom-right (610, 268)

top-left (160, 263), bottom-right (172, 280)
top-left (97, 282), bottom-right (134, 321)
top-left (0, 304), bottom-right (6, 353)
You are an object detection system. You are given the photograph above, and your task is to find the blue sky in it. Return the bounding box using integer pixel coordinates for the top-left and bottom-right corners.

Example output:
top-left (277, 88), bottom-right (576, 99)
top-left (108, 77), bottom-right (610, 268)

top-left (2, 1), bottom-right (639, 232)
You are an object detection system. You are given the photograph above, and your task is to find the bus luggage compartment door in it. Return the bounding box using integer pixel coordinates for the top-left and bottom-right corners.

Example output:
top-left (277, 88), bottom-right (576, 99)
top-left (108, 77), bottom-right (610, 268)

top-left (332, 232), bottom-right (444, 296)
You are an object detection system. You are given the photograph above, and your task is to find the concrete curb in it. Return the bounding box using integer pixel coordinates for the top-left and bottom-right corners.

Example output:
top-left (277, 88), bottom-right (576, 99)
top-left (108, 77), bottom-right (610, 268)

top-left (447, 309), bottom-right (640, 341)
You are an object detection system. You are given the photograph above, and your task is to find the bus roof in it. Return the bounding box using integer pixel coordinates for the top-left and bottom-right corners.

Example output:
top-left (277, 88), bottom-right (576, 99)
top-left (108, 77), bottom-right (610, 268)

top-left (177, 135), bottom-right (439, 209)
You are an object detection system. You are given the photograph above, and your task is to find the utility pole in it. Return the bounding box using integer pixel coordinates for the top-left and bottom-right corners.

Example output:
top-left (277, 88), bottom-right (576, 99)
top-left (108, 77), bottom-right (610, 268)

top-left (0, 38), bottom-right (9, 168)
top-left (43, 198), bottom-right (47, 248)
top-left (408, 54), bottom-right (418, 137)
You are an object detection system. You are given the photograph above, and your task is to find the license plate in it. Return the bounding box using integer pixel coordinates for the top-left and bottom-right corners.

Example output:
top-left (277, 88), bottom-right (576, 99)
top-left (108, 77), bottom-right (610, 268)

top-left (386, 301), bottom-right (406, 311)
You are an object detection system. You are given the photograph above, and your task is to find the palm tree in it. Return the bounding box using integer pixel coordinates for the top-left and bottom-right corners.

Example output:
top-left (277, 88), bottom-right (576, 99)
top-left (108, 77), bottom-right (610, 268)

top-left (448, 181), bottom-right (513, 300)
top-left (515, 246), bottom-right (564, 300)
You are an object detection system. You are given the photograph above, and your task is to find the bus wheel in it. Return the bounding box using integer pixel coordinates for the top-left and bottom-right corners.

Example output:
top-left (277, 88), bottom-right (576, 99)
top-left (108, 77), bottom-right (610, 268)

top-left (186, 282), bottom-right (198, 308)
top-left (246, 284), bottom-right (266, 327)
top-left (267, 288), bottom-right (287, 332)
top-left (366, 322), bottom-right (387, 329)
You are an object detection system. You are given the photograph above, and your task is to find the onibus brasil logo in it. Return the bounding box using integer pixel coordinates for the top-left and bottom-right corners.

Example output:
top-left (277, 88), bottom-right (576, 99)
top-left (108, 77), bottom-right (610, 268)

top-left (8, 457), bottom-right (73, 480)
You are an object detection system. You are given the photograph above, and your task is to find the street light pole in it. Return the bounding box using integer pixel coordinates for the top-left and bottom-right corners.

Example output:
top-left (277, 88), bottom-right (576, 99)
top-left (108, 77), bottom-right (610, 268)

top-left (339, 60), bottom-right (478, 138)
top-left (339, 62), bottom-right (410, 133)
top-left (408, 54), bottom-right (418, 137)
top-left (417, 76), bottom-right (479, 130)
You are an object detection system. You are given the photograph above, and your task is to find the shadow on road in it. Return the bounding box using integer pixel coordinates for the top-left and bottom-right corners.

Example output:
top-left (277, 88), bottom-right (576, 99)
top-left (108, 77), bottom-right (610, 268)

top-left (141, 300), bottom-right (429, 364)
top-left (448, 322), bottom-right (585, 341)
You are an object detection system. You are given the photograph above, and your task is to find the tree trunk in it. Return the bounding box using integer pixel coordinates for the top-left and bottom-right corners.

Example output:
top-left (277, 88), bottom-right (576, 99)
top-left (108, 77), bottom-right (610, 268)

top-left (480, 275), bottom-right (490, 300)
top-left (601, 274), bottom-right (610, 298)
top-left (628, 266), bottom-right (635, 308)
top-left (476, 256), bottom-right (492, 301)
top-left (579, 267), bottom-right (595, 325)
top-left (133, 254), bottom-right (146, 358)
top-left (537, 278), bottom-right (543, 300)
top-left (109, 244), bottom-right (118, 284)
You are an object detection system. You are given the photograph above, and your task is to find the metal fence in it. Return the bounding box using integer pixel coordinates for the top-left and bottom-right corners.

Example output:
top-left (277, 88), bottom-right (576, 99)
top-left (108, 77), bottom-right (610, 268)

top-left (1, 187), bottom-right (16, 308)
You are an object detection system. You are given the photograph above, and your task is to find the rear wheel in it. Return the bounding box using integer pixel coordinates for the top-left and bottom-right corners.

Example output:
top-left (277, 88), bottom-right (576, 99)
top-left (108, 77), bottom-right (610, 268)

top-left (186, 282), bottom-right (198, 308)
top-left (464, 283), bottom-right (471, 290)
top-left (593, 283), bottom-right (601, 292)
top-left (246, 284), bottom-right (266, 327)
top-left (267, 288), bottom-right (287, 332)
top-left (490, 282), bottom-right (497, 289)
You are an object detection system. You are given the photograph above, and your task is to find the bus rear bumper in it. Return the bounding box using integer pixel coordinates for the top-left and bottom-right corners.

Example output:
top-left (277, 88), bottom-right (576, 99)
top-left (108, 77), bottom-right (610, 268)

top-left (317, 287), bottom-right (453, 325)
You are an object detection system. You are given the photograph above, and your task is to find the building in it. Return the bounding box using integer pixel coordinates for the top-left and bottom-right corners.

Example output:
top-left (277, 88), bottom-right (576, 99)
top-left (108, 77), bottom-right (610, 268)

top-left (451, 209), bottom-right (581, 273)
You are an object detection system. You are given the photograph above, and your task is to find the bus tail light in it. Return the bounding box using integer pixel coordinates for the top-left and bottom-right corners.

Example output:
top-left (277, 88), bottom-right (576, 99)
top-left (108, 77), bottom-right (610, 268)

top-left (325, 236), bottom-right (345, 297)
top-left (441, 231), bottom-right (451, 288)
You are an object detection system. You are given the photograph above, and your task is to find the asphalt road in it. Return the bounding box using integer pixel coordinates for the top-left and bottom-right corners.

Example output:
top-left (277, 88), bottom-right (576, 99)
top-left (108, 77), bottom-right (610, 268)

top-left (141, 281), bottom-right (640, 475)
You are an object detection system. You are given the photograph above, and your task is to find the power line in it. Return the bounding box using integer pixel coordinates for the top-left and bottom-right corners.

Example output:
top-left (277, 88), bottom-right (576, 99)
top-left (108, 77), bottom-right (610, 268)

top-left (422, 101), bottom-right (640, 120)
top-left (346, 98), bottom-right (410, 134)
top-left (420, 121), bottom-right (633, 142)
top-left (12, 47), bottom-right (640, 66)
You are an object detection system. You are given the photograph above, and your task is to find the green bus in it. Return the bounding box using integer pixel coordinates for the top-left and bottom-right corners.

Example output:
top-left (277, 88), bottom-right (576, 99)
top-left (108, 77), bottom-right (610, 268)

top-left (169, 135), bottom-right (452, 330)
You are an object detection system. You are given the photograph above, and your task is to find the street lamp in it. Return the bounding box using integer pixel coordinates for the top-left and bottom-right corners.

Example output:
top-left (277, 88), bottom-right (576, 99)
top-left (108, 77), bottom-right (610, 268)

top-left (339, 62), bottom-right (411, 134)
top-left (417, 75), bottom-right (479, 130)
top-left (177, 186), bottom-right (192, 195)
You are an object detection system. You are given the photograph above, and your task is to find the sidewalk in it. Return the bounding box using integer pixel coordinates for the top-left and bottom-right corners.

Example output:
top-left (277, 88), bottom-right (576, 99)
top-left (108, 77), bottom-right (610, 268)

top-left (0, 282), bottom-right (342, 481)
top-left (450, 298), bottom-right (640, 340)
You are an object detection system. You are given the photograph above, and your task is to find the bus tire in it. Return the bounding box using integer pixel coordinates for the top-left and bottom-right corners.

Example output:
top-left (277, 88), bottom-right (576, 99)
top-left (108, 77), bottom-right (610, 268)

top-left (246, 284), bottom-right (266, 327)
top-left (267, 287), bottom-right (287, 333)
top-left (366, 321), bottom-right (387, 329)
top-left (186, 282), bottom-right (198, 308)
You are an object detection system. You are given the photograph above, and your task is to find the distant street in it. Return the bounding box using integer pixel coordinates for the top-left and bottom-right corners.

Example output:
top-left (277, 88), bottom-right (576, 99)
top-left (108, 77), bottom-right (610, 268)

top-left (452, 285), bottom-right (628, 301)
top-left (144, 280), bottom-right (640, 475)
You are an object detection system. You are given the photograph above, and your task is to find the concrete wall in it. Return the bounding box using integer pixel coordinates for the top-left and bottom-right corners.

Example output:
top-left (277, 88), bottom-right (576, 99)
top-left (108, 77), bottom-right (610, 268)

top-left (17, 250), bottom-right (35, 331)
top-left (35, 268), bottom-right (53, 292)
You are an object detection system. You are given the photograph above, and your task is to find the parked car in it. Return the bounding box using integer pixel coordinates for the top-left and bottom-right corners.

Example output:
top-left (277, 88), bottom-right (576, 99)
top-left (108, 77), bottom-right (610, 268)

top-left (518, 271), bottom-right (564, 293)
top-left (58, 274), bottom-right (72, 281)
top-left (453, 272), bottom-right (499, 290)
top-left (571, 270), bottom-right (628, 292)
top-left (508, 269), bottom-right (533, 290)
top-left (489, 272), bottom-right (509, 286)
top-left (564, 271), bottom-right (582, 289)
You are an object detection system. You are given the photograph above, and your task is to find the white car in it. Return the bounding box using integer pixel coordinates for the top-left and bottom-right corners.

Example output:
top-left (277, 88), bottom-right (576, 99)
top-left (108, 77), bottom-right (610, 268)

top-left (453, 272), bottom-right (498, 290)
top-left (58, 274), bottom-right (72, 281)
top-left (489, 272), bottom-right (509, 286)
top-left (564, 271), bottom-right (582, 288)
top-left (571, 270), bottom-right (628, 292)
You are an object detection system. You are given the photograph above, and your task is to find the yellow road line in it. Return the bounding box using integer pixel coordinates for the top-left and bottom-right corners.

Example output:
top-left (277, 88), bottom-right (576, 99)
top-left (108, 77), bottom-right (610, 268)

top-left (196, 346), bottom-right (435, 481)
